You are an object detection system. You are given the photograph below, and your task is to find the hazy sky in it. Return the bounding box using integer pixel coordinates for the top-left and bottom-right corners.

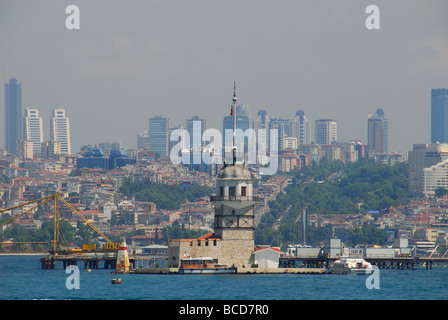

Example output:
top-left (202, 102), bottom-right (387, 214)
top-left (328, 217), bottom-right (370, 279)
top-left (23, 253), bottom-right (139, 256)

top-left (1, 0), bottom-right (448, 153)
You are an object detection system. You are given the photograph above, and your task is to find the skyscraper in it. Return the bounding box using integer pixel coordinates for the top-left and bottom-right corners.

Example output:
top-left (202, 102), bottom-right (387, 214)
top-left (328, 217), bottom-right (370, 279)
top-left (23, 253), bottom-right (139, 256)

top-left (149, 116), bottom-right (169, 158)
top-left (367, 108), bottom-right (388, 155)
top-left (137, 130), bottom-right (149, 150)
top-left (23, 108), bottom-right (44, 157)
top-left (223, 114), bottom-right (249, 156)
top-left (291, 110), bottom-right (311, 146)
top-left (186, 115), bottom-right (206, 149)
top-left (253, 110), bottom-right (270, 152)
top-left (4, 78), bottom-right (22, 155)
top-left (50, 108), bottom-right (71, 155)
top-left (315, 119), bottom-right (337, 145)
top-left (431, 89), bottom-right (448, 143)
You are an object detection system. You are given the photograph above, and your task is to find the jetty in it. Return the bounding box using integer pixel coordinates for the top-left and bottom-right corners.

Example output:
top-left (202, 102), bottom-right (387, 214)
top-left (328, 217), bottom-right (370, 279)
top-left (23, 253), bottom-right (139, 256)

top-left (132, 267), bottom-right (326, 274)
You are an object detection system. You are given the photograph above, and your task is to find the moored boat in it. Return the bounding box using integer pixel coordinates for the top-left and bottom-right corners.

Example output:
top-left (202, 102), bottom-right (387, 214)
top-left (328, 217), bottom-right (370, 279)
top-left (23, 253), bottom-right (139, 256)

top-left (179, 256), bottom-right (237, 274)
top-left (330, 256), bottom-right (374, 275)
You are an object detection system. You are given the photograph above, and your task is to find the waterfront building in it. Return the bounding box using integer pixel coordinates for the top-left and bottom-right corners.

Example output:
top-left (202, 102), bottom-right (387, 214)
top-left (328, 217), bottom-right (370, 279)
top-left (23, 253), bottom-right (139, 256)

top-left (408, 143), bottom-right (448, 197)
top-left (431, 88), bottom-right (448, 143)
top-left (50, 108), bottom-right (71, 155)
top-left (291, 110), bottom-right (311, 146)
top-left (149, 116), bottom-right (169, 158)
top-left (367, 108), bottom-right (388, 156)
top-left (315, 119), bottom-right (337, 145)
top-left (23, 108), bottom-right (44, 157)
top-left (4, 78), bottom-right (22, 155)
top-left (168, 83), bottom-right (257, 268)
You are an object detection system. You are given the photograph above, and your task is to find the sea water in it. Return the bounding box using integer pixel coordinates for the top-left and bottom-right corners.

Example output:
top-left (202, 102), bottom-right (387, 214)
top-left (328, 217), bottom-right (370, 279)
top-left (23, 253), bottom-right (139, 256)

top-left (1, 255), bottom-right (447, 300)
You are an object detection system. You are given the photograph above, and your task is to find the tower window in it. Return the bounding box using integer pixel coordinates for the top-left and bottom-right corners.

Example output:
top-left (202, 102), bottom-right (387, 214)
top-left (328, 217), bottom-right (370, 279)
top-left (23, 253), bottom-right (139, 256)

top-left (241, 186), bottom-right (247, 196)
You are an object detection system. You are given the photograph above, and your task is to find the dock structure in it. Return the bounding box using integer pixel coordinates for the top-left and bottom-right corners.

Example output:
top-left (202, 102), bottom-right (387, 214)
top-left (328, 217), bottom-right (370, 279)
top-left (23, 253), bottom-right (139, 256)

top-left (40, 254), bottom-right (136, 270)
top-left (279, 256), bottom-right (448, 270)
top-left (131, 267), bottom-right (326, 274)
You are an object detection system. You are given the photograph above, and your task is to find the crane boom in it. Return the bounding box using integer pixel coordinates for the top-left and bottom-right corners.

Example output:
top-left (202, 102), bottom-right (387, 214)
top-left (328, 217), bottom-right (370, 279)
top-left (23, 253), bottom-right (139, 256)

top-left (56, 194), bottom-right (118, 250)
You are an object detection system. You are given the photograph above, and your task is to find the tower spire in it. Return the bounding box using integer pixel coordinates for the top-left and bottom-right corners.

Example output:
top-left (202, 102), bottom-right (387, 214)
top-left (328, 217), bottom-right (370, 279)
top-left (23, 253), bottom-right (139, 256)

top-left (232, 81), bottom-right (237, 163)
top-left (232, 81), bottom-right (237, 104)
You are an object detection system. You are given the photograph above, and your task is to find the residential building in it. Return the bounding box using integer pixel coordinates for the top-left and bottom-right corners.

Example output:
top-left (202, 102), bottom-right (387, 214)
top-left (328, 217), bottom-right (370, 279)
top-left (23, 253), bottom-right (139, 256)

top-left (4, 78), bottom-right (22, 155)
top-left (431, 88), bottom-right (448, 143)
top-left (50, 108), bottom-right (71, 155)
top-left (41, 140), bottom-right (61, 160)
top-left (16, 139), bottom-right (33, 160)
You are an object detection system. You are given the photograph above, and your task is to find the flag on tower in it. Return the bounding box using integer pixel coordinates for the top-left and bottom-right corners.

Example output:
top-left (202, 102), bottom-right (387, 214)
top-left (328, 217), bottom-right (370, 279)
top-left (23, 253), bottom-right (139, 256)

top-left (230, 105), bottom-right (233, 116)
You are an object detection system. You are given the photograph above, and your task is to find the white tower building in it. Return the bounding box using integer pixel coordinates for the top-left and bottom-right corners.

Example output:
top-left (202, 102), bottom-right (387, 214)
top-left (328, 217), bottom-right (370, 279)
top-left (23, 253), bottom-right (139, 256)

top-left (50, 108), bottom-right (71, 155)
top-left (23, 108), bottom-right (43, 157)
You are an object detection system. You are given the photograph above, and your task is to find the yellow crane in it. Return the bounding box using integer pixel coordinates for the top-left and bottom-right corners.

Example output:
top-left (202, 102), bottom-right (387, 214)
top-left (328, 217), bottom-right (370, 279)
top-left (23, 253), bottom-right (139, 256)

top-left (0, 193), bottom-right (118, 253)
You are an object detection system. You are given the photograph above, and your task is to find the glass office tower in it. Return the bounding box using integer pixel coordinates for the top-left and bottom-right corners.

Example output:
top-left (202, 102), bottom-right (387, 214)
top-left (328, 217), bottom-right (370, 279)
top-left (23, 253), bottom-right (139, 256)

top-left (4, 78), bottom-right (22, 155)
top-left (431, 89), bottom-right (448, 143)
top-left (149, 116), bottom-right (169, 158)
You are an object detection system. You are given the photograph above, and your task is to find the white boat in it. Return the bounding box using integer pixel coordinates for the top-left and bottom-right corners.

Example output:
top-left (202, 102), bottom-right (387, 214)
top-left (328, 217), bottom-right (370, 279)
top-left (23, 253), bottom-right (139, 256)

top-left (178, 256), bottom-right (237, 274)
top-left (330, 256), bottom-right (374, 275)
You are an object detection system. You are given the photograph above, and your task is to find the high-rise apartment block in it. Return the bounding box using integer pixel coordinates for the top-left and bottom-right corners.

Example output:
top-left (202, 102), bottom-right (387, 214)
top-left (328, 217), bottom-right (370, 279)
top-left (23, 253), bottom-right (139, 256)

top-left (149, 116), bottom-right (169, 158)
top-left (291, 110), bottom-right (311, 146)
top-left (23, 108), bottom-right (44, 157)
top-left (50, 108), bottom-right (71, 155)
top-left (367, 108), bottom-right (388, 156)
top-left (315, 119), bottom-right (337, 145)
top-left (431, 89), bottom-right (448, 143)
top-left (4, 78), bottom-right (22, 155)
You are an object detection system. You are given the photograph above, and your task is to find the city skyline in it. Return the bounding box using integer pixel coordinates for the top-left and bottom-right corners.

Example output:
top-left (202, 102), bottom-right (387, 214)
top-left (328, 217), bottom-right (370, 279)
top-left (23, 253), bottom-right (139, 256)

top-left (1, 1), bottom-right (448, 153)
